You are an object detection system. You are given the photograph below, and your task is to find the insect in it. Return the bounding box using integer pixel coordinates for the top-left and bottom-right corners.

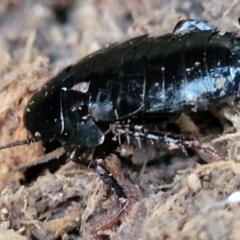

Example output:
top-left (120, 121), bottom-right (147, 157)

top-left (1, 19), bottom-right (240, 232)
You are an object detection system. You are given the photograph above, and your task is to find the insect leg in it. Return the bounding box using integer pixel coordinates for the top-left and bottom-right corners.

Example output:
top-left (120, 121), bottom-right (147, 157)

top-left (93, 163), bottom-right (128, 233)
top-left (144, 131), bottom-right (227, 162)
top-left (68, 145), bottom-right (89, 164)
top-left (111, 123), bottom-right (226, 161)
top-left (95, 161), bottom-right (127, 207)
top-left (92, 133), bottom-right (128, 232)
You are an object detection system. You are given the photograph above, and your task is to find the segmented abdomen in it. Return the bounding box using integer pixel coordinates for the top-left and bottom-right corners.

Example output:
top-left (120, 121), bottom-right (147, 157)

top-left (144, 31), bottom-right (240, 112)
top-left (77, 30), bottom-right (240, 121)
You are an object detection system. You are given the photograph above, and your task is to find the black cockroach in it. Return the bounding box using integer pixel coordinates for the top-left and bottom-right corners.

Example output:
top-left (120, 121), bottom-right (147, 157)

top-left (0, 19), bottom-right (240, 232)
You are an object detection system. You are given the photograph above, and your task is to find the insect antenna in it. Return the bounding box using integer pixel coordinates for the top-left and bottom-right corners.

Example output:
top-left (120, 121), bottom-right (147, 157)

top-left (0, 137), bottom-right (40, 151)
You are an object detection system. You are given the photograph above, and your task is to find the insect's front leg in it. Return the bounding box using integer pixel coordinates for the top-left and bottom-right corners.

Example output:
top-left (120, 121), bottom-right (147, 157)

top-left (68, 137), bottom-right (127, 200)
top-left (92, 132), bottom-right (126, 202)
top-left (93, 164), bottom-right (128, 233)
top-left (92, 132), bottom-right (129, 232)
top-left (68, 145), bottom-right (89, 164)
top-left (67, 133), bottom-right (128, 232)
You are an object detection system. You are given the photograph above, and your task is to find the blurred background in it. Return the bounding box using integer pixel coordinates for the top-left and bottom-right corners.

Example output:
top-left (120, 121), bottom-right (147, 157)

top-left (0, 0), bottom-right (239, 70)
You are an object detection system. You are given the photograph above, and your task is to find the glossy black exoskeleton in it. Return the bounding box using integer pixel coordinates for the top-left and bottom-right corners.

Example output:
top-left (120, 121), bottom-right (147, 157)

top-left (1, 19), bottom-right (240, 232)
top-left (24, 20), bottom-right (240, 146)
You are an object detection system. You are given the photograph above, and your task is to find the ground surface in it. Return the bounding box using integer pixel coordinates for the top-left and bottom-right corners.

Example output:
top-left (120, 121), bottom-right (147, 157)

top-left (0, 0), bottom-right (240, 239)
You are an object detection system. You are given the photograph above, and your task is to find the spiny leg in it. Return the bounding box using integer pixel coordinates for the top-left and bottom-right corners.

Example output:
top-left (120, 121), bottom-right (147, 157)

top-left (111, 123), bottom-right (226, 162)
top-left (111, 123), bottom-right (194, 151)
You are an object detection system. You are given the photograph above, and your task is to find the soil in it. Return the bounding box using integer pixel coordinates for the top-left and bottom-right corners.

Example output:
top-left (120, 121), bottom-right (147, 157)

top-left (0, 0), bottom-right (240, 239)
